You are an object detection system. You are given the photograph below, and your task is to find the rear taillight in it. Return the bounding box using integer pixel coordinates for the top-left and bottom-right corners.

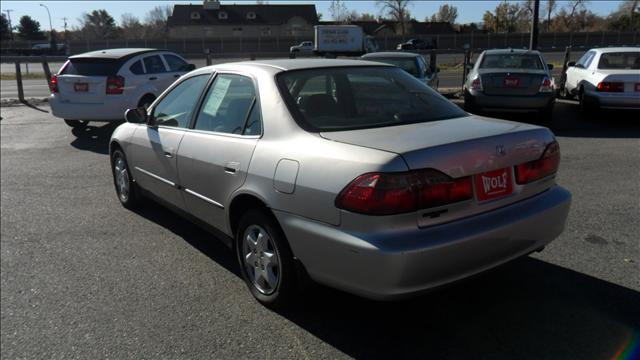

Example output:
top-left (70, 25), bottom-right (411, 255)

top-left (470, 76), bottom-right (483, 91)
top-left (335, 169), bottom-right (472, 215)
top-left (49, 75), bottom-right (58, 93)
top-left (515, 141), bottom-right (560, 184)
top-left (539, 76), bottom-right (553, 93)
top-left (106, 76), bottom-right (125, 95)
top-left (596, 82), bottom-right (624, 92)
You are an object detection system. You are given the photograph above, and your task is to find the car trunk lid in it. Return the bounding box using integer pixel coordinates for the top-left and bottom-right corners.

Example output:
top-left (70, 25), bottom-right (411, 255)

top-left (479, 69), bottom-right (547, 96)
top-left (55, 58), bottom-right (122, 103)
top-left (597, 70), bottom-right (640, 93)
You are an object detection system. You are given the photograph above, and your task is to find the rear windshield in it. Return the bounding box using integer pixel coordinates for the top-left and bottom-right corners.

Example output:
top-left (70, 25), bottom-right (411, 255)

top-left (60, 58), bottom-right (121, 76)
top-left (480, 54), bottom-right (543, 70)
top-left (277, 67), bottom-right (466, 132)
top-left (598, 52), bottom-right (640, 69)
top-left (365, 58), bottom-right (420, 77)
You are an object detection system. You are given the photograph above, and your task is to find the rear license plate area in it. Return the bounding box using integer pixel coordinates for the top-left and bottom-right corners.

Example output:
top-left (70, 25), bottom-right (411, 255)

top-left (503, 77), bottom-right (520, 87)
top-left (474, 167), bottom-right (513, 202)
top-left (74, 83), bottom-right (88, 92)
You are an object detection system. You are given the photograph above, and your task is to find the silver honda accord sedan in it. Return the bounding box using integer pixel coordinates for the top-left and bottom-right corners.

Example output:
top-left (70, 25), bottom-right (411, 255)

top-left (110, 59), bottom-right (571, 307)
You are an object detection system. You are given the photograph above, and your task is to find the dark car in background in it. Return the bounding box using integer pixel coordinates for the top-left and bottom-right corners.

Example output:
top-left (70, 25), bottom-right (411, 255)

top-left (463, 49), bottom-right (556, 120)
top-left (396, 38), bottom-right (434, 51)
top-left (361, 51), bottom-right (439, 88)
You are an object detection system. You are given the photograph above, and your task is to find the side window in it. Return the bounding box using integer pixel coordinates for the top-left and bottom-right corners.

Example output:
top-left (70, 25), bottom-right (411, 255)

top-left (584, 52), bottom-right (596, 68)
top-left (143, 55), bottom-right (167, 74)
top-left (194, 74), bottom-right (257, 134)
top-left (418, 57), bottom-right (429, 75)
top-left (130, 60), bottom-right (144, 75)
top-left (152, 75), bottom-right (209, 128)
top-left (244, 101), bottom-right (262, 135)
top-left (164, 54), bottom-right (188, 72)
top-left (577, 51), bottom-right (594, 68)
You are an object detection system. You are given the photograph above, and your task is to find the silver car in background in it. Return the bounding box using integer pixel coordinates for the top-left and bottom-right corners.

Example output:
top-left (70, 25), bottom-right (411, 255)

top-left (464, 49), bottom-right (556, 119)
top-left (110, 59), bottom-right (571, 307)
top-left (361, 51), bottom-right (439, 88)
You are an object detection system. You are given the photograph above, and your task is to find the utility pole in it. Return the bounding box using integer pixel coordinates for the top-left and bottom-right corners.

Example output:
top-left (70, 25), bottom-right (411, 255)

top-left (529, 0), bottom-right (540, 50)
top-left (4, 9), bottom-right (14, 40)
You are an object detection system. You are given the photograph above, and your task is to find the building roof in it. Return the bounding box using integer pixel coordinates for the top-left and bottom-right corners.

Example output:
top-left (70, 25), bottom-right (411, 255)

top-left (168, 4), bottom-right (318, 27)
top-left (69, 48), bottom-right (160, 59)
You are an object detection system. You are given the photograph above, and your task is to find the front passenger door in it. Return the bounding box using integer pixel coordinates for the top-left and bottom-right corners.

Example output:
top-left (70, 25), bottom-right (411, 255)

top-left (128, 74), bottom-right (211, 209)
top-left (143, 54), bottom-right (173, 92)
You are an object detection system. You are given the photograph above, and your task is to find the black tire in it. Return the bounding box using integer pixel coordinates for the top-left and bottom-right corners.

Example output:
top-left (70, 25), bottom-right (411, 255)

top-left (578, 88), bottom-right (598, 116)
top-left (64, 119), bottom-right (88, 128)
top-left (236, 209), bottom-right (296, 308)
top-left (137, 95), bottom-right (156, 110)
top-left (111, 148), bottom-right (141, 209)
top-left (463, 92), bottom-right (476, 113)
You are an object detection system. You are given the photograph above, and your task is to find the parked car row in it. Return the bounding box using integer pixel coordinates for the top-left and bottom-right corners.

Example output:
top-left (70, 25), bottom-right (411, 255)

top-left (43, 46), bottom-right (635, 308)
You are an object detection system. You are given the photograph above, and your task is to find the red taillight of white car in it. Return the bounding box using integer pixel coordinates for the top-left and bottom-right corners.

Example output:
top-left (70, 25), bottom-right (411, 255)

top-left (49, 75), bottom-right (58, 93)
top-left (539, 77), bottom-right (553, 93)
top-left (515, 141), bottom-right (560, 184)
top-left (106, 76), bottom-right (125, 95)
top-left (470, 76), bottom-right (483, 91)
top-left (335, 169), bottom-right (472, 215)
top-left (596, 82), bottom-right (624, 92)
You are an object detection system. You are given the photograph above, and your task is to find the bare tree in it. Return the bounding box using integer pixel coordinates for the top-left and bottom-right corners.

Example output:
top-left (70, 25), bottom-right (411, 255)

top-left (546, 0), bottom-right (557, 31)
top-left (429, 4), bottom-right (458, 24)
top-left (144, 5), bottom-right (172, 39)
top-left (329, 0), bottom-right (349, 23)
top-left (377, 0), bottom-right (412, 35)
top-left (562, 0), bottom-right (588, 31)
top-left (120, 13), bottom-right (144, 39)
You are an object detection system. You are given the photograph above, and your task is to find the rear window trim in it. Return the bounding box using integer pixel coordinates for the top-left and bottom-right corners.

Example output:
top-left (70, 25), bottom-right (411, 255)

top-left (275, 65), bottom-right (466, 133)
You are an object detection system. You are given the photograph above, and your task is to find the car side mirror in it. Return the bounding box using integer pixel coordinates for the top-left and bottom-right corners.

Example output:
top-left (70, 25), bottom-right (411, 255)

top-left (567, 61), bottom-right (576, 67)
top-left (125, 107), bottom-right (147, 124)
top-left (547, 63), bottom-right (554, 70)
top-left (183, 63), bottom-right (196, 71)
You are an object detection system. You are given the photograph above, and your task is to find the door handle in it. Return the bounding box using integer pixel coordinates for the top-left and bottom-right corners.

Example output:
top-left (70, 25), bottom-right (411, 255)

top-left (224, 161), bottom-right (240, 174)
top-left (163, 147), bottom-right (175, 158)
top-left (149, 76), bottom-right (157, 80)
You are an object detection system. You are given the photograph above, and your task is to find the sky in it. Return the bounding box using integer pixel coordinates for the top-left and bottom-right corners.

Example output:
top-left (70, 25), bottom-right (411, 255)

top-left (1, 0), bottom-right (624, 32)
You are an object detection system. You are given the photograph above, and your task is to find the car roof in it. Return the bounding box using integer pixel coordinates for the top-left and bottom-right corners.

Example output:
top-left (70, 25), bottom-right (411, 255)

top-left (362, 52), bottom-right (421, 59)
top-left (590, 47), bottom-right (640, 53)
top-left (209, 59), bottom-right (393, 72)
top-left (69, 48), bottom-right (163, 60)
top-left (482, 48), bottom-right (541, 55)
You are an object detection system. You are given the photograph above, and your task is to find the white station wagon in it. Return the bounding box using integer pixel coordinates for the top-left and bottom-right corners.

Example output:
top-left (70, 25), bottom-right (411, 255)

top-left (49, 48), bottom-right (194, 128)
top-left (563, 47), bottom-right (640, 112)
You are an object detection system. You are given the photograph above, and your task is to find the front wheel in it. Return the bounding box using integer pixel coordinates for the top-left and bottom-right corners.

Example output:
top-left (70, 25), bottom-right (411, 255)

top-left (111, 149), bottom-right (141, 209)
top-left (64, 119), bottom-right (88, 128)
top-left (236, 209), bottom-right (296, 308)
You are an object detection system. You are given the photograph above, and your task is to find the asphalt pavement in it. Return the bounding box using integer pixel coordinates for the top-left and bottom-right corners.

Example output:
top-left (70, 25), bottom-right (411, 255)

top-left (1, 101), bottom-right (639, 359)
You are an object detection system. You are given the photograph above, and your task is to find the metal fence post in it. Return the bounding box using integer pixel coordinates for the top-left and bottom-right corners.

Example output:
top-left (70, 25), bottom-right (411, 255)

top-left (41, 56), bottom-right (52, 87)
top-left (15, 62), bottom-right (25, 103)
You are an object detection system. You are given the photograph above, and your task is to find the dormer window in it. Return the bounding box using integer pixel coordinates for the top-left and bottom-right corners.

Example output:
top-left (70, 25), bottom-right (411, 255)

top-left (190, 12), bottom-right (201, 20)
top-left (246, 11), bottom-right (256, 20)
top-left (218, 11), bottom-right (228, 20)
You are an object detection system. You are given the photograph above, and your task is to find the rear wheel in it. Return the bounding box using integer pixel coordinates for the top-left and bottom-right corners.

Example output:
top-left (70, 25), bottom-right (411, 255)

top-left (236, 209), bottom-right (296, 308)
top-left (63, 119), bottom-right (88, 128)
top-left (463, 92), bottom-right (477, 113)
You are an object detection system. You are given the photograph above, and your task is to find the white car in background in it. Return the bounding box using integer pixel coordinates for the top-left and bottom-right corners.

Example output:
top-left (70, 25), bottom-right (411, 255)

top-left (49, 48), bottom-right (195, 128)
top-left (289, 41), bottom-right (314, 54)
top-left (563, 47), bottom-right (640, 112)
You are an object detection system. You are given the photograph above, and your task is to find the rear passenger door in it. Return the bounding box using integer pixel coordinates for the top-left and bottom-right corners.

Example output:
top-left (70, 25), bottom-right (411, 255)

top-left (143, 54), bottom-right (173, 92)
top-left (178, 73), bottom-right (261, 232)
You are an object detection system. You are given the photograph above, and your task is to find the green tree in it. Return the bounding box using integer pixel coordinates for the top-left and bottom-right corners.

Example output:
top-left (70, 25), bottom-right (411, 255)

top-left (17, 15), bottom-right (45, 40)
top-left (1, 13), bottom-right (11, 40)
top-left (429, 4), bottom-right (458, 24)
top-left (79, 9), bottom-right (118, 39)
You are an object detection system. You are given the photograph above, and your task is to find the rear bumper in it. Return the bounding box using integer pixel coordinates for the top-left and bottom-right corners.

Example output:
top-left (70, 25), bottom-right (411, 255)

top-left (585, 90), bottom-right (640, 110)
top-left (49, 94), bottom-right (129, 121)
top-left (275, 186), bottom-right (571, 300)
top-left (468, 90), bottom-right (554, 111)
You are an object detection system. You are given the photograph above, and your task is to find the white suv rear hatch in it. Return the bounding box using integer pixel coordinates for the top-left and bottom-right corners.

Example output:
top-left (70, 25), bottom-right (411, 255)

top-left (56, 58), bottom-right (122, 103)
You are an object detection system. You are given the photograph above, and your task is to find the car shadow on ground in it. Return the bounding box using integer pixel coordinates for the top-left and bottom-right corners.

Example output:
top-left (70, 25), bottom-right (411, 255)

top-left (69, 121), bottom-right (122, 155)
top-left (130, 200), bottom-right (640, 360)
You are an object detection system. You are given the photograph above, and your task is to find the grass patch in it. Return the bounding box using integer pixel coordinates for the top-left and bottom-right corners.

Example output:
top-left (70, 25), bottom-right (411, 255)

top-left (1, 73), bottom-right (47, 80)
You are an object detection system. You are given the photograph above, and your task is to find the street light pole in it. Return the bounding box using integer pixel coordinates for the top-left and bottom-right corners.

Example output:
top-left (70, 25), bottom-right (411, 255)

top-left (529, 0), bottom-right (540, 50)
top-left (39, 4), bottom-right (53, 42)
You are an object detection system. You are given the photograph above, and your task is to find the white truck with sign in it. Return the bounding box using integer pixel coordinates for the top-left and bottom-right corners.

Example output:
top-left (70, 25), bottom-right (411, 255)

top-left (313, 25), bottom-right (378, 57)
